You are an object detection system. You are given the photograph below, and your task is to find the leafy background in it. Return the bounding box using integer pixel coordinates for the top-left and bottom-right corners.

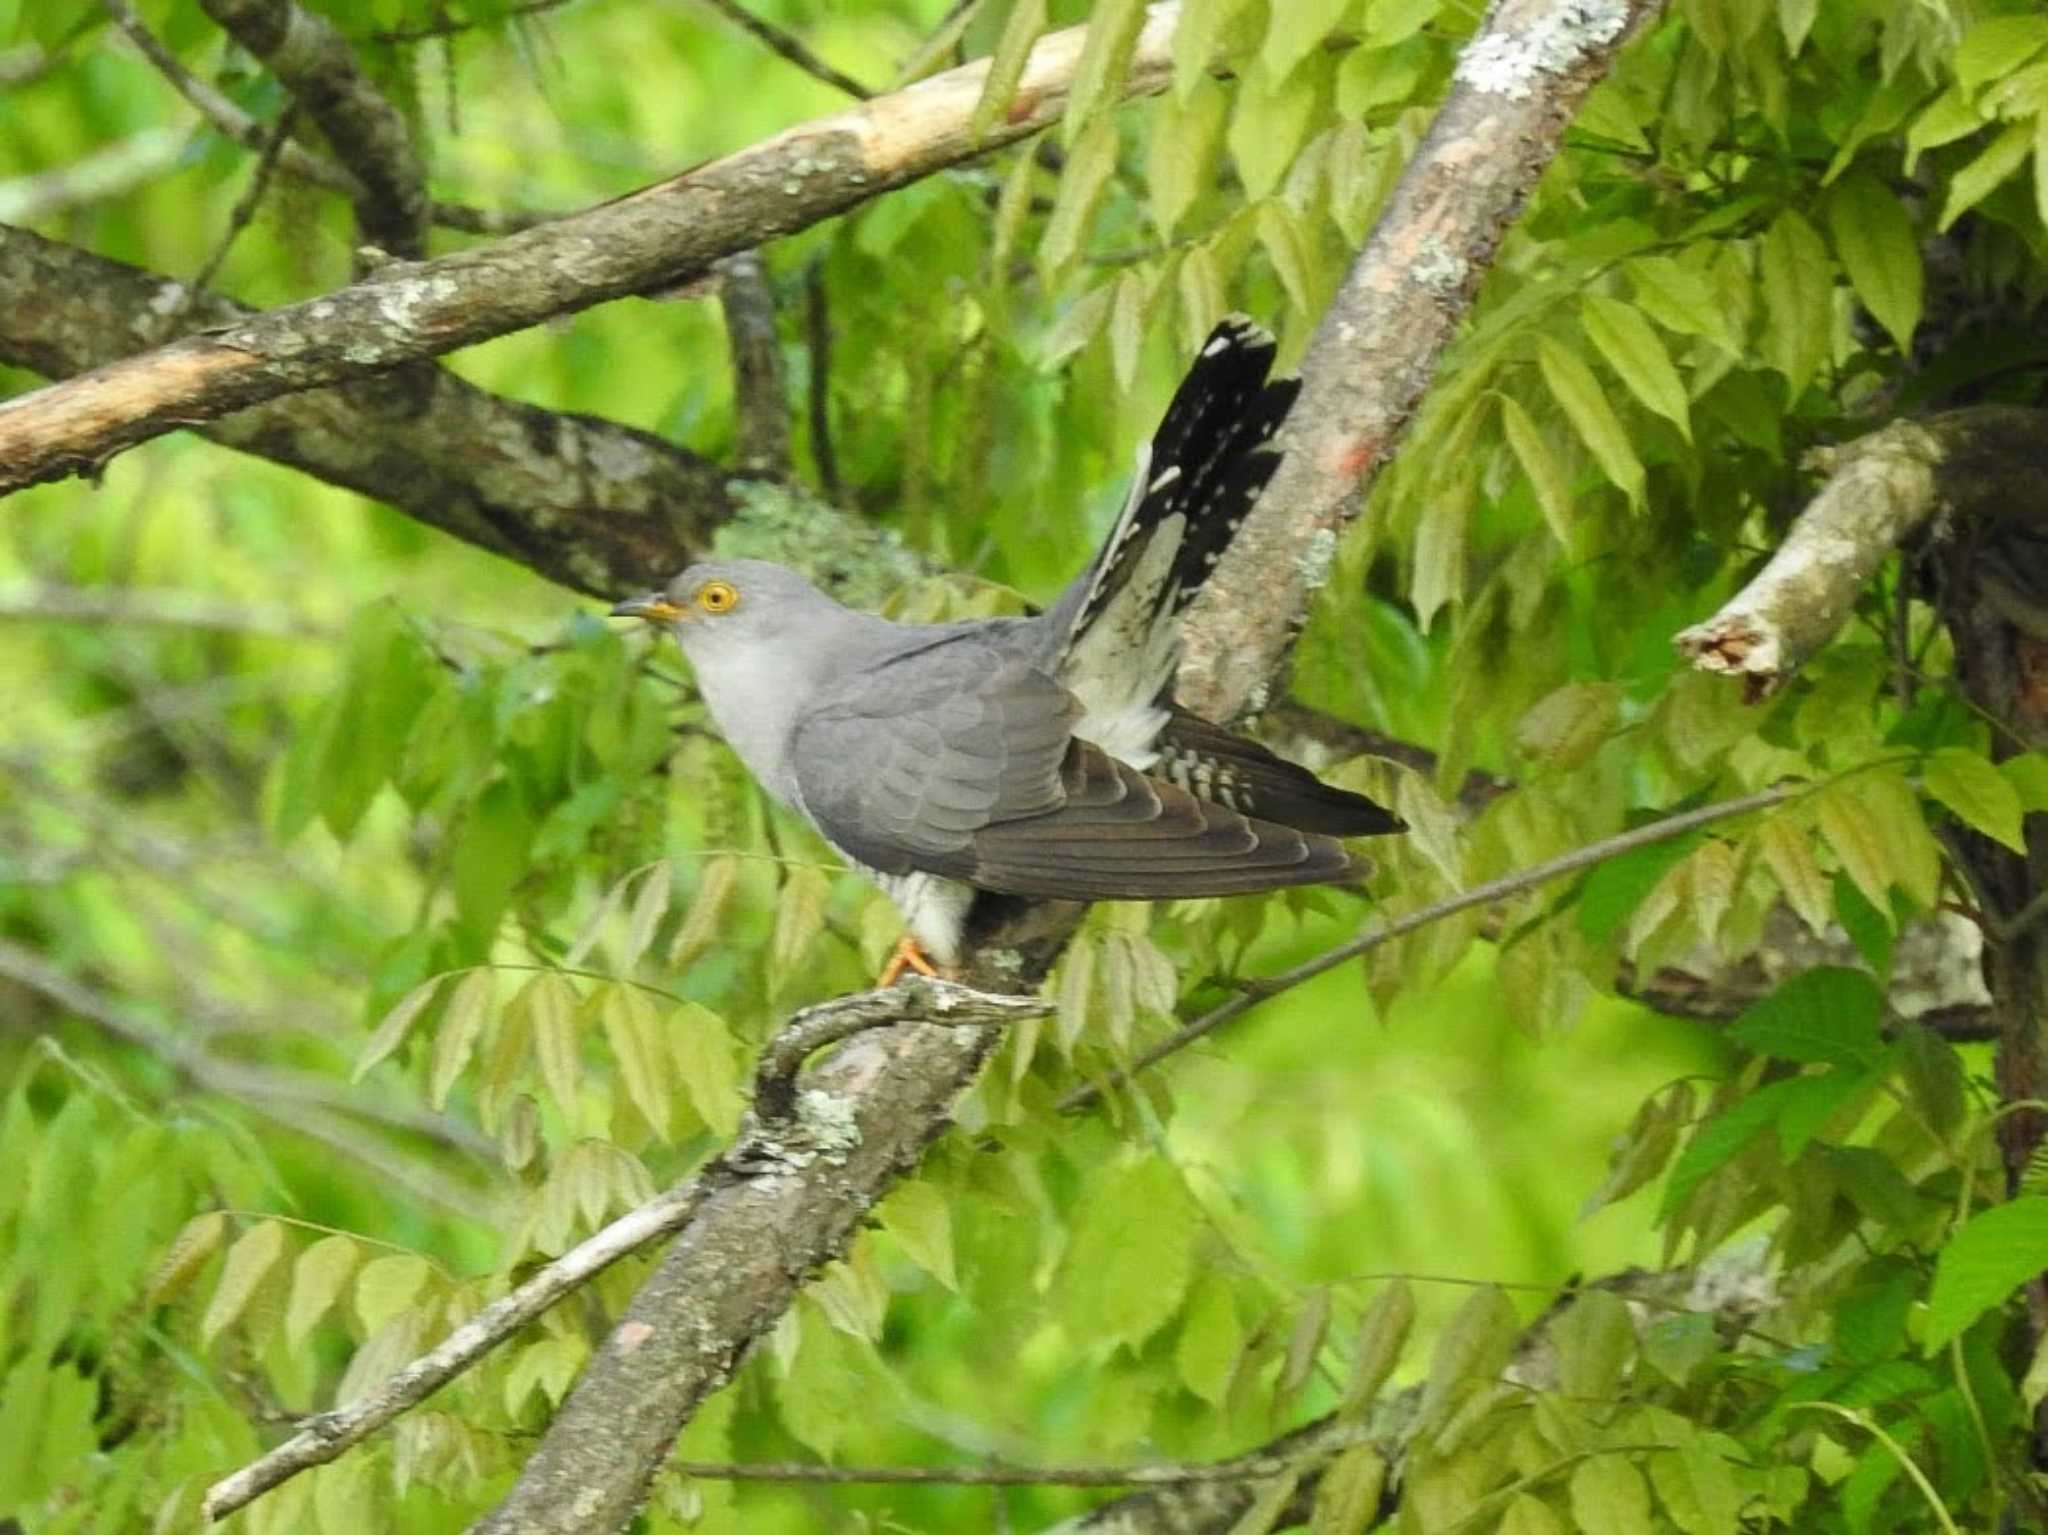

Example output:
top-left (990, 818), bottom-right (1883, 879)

top-left (5, 0), bottom-right (2048, 1529)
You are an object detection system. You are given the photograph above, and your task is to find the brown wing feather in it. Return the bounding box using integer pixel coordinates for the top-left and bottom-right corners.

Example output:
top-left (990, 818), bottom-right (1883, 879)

top-left (963, 739), bottom-right (1367, 900)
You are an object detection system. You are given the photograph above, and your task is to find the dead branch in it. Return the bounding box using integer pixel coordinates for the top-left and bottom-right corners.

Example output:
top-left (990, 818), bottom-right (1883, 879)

top-left (0, 3), bottom-right (1191, 497)
top-left (198, 0), bottom-right (429, 257)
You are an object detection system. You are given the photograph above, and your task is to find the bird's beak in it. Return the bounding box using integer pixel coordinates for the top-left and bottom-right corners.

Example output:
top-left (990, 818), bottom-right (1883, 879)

top-left (610, 593), bottom-right (690, 624)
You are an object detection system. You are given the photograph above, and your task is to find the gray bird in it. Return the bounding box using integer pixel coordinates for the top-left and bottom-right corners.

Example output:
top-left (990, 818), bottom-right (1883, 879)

top-left (614, 318), bottom-right (1401, 982)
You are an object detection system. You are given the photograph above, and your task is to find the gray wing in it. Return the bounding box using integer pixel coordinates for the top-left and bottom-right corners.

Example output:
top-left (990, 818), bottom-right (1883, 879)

top-left (792, 635), bottom-right (1368, 899)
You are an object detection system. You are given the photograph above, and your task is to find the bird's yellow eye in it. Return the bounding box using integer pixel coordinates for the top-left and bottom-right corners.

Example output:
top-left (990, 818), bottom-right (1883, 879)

top-left (696, 580), bottom-right (739, 614)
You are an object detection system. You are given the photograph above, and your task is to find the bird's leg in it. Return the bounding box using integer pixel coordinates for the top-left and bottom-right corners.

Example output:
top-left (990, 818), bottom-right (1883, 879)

top-left (876, 935), bottom-right (941, 987)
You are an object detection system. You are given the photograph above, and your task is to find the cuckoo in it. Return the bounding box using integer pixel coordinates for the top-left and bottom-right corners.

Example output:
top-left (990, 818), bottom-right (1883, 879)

top-left (613, 318), bottom-right (1401, 983)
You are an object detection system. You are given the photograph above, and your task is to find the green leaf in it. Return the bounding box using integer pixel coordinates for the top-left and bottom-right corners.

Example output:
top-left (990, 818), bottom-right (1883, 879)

top-left (1555, 1289), bottom-right (1636, 1400)
top-left (1277, 1286), bottom-right (1332, 1407)
top-left (971, 0), bottom-right (1046, 142)
top-left (1409, 468), bottom-right (1470, 630)
top-left (1418, 1285), bottom-right (1515, 1425)
top-left (1583, 1083), bottom-right (1692, 1215)
top-left (1061, 0), bottom-right (1148, 147)
top-left (1173, 0), bottom-right (1256, 99)
top-left (1758, 209), bottom-right (1833, 397)
top-left (1310, 1445), bottom-right (1387, 1535)
top-left (530, 971), bottom-right (583, 1121)
top-left (1941, 121), bottom-right (2032, 232)
top-left (768, 865), bottom-right (832, 994)
top-left (354, 973), bottom-right (447, 1083)
top-left (1755, 816), bottom-right (1833, 936)
top-left (600, 985), bottom-right (674, 1141)
top-left (1229, 58), bottom-right (1320, 199)
top-left (1108, 270), bottom-right (1150, 395)
top-left (1580, 295), bottom-right (1692, 441)
top-left (879, 1181), bottom-right (956, 1291)
top-left (147, 1210), bottom-right (229, 1306)
top-left (1569, 1456), bottom-right (1654, 1534)
top-left (1926, 1196), bottom-right (2048, 1349)
top-left (1925, 746), bottom-right (2026, 852)
top-left (202, 1220), bottom-right (286, 1346)
top-left (1263, 0), bottom-right (1351, 79)
top-left (1039, 115), bottom-right (1120, 284)
top-left (1953, 14), bottom-right (2048, 97)
top-left (454, 779), bottom-right (535, 946)
top-left (1648, 1446), bottom-right (1743, 1535)
top-left (1499, 1496), bottom-right (1567, 1535)
top-left (1056, 1156), bottom-right (1199, 1351)
top-left (286, 1236), bottom-right (361, 1350)
top-left (1817, 779), bottom-right (1895, 915)
top-left (1175, 1274), bottom-right (1244, 1406)
top-left (1825, 171), bottom-right (1922, 352)
top-left (669, 855), bottom-right (741, 971)
top-left (1516, 682), bottom-right (1620, 770)
top-left (1342, 1277), bottom-right (1415, 1415)
top-left (1148, 77), bottom-right (1228, 235)
top-left (1727, 967), bottom-right (1884, 1069)
top-left (1577, 834), bottom-right (1701, 945)
top-left (671, 1001), bottom-right (742, 1136)
top-left (1257, 200), bottom-right (1317, 317)
top-left (1659, 1079), bottom-right (1795, 1220)
top-left (1499, 395), bottom-right (1576, 548)
top-left (355, 1253), bottom-right (432, 1335)
top-left (620, 861), bottom-right (672, 972)
top-left (429, 968), bottom-right (495, 1110)
top-left (1626, 254), bottom-right (1740, 353)
top-left (1536, 336), bottom-right (1645, 503)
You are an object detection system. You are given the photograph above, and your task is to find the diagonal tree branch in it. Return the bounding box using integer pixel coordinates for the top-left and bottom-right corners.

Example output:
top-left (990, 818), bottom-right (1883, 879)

top-left (696, 0), bottom-right (874, 100)
top-left (0, 3), bottom-right (1192, 497)
top-left (1177, 0), bottom-right (1663, 723)
top-left (198, 0), bottom-right (430, 257)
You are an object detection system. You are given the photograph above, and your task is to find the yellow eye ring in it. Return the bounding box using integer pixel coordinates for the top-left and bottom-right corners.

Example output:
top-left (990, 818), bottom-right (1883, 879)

top-left (696, 580), bottom-right (739, 614)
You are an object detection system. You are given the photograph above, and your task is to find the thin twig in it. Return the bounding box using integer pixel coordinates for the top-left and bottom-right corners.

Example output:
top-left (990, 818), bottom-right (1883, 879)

top-left (694, 0), bottom-right (873, 99)
top-left (367, 0), bottom-right (574, 43)
top-left (888, 0), bottom-right (982, 88)
top-left (1058, 784), bottom-right (1805, 1113)
top-left (201, 1176), bottom-right (714, 1522)
top-left (803, 256), bottom-right (843, 503)
top-left (181, 106), bottom-right (299, 318)
top-left (0, 127), bottom-right (189, 222)
top-left (666, 1455), bottom-right (1327, 1487)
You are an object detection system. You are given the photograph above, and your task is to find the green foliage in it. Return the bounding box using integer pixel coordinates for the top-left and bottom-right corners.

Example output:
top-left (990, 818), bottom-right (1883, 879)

top-left (7, 0), bottom-right (2048, 1528)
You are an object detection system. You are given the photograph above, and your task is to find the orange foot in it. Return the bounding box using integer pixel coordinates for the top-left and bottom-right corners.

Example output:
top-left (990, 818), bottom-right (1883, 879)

top-left (877, 935), bottom-right (940, 988)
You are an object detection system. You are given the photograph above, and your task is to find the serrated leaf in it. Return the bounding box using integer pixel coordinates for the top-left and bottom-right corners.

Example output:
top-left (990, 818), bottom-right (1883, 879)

top-left (1311, 1445), bottom-right (1386, 1534)
top-left (1108, 270), bottom-right (1149, 394)
top-left (1817, 780), bottom-right (1894, 915)
top-left (1500, 395), bottom-right (1576, 548)
top-left (1418, 1285), bottom-right (1515, 1425)
top-left (429, 969), bottom-right (495, 1110)
top-left (1257, 200), bottom-right (1317, 316)
top-left (504, 1336), bottom-right (589, 1416)
top-left (1263, 0), bottom-right (1351, 77)
top-left (1056, 1156), bottom-right (1198, 1351)
top-left (879, 1181), bottom-right (956, 1291)
top-left (1906, 86), bottom-right (1986, 170)
top-left (1580, 295), bottom-right (1691, 441)
top-left (147, 1210), bottom-right (228, 1306)
top-left (668, 855), bottom-right (740, 971)
top-left (1582, 1083), bottom-right (1690, 1215)
top-left (1925, 746), bottom-right (2026, 852)
top-left (768, 865), bottom-right (831, 993)
top-left (201, 1220), bottom-right (286, 1346)
top-left (354, 974), bottom-right (446, 1083)
top-left (1569, 1456), bottom-right (1653, 1533)
top-left (355, 1253), bottom-right (432, 1335)
top-left (1926, 1195), bottom-right (2048, 1348)
top-left (1176, 1274), bottom-right (1244, 1405)
top-left (1055, 934), bottom-right (1096, 1050)
top-left (671, 1001), bottom-right (742, 1135)
top-left (1727, 967), bottom-right (1884, 1069)
top-left (620, 861), bottom-right (671, 972)
top-left (1758, 210), bottom-right (1832, 397)
top-left (1178, 241), bottom-right (1226, 347)
top-left (1536, 336), bottom-right (1644, 503)
top-left (530, 971), bottom-right (582, 1121)
top-left (971, 0), bottom-right (1047, 142)
top-left (1517, 682), bottom-right (1619, 770)
top-left (1277, 1286), bottom-right (1331, 1408)
top-left (286, 1236), bottom-right (361, 1350)
top-left (1825, 171), bottom-right (1922, 352)
top-left (1061, 0), bottom-right (1148, 147)
top-left (1940, 121), bottom-right (2032, 232)
top-left (1555, 1289), bottom-right (1636, 1400)
top-left (1954, 14), bottom-right (2048, 97)
top-left (1410, 468), bottom-right (1470, 630)
top-left (1649, 1446), bottom-right (1743, 1535)
top-left (1755, 816), bottom-right (1832, 935)
top-left (1040, 116), bottom-right (1120, 283)
top-left (1229, 61), bottom-right (1319, 199)
top-left (600, 986), bottom-right (674, 1141)
top-left (1174, 0), bottom-right (1256, 99)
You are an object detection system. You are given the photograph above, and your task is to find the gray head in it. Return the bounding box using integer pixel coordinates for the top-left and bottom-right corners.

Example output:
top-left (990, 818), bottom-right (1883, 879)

top-left (609, 558), bottom-right (849, 665)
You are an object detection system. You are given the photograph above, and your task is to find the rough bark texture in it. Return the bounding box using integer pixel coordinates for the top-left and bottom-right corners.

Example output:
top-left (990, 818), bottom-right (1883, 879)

top-left (198, 0), bottom-right (429, 257)
top-left (1177, 0), bottom-right (1662, 723)
top-left (0, 3), bottom-right (1189, 495)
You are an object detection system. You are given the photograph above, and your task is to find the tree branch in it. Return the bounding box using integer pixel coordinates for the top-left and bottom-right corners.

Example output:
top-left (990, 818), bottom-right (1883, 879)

top-left (717, 250), bottom-right (792, 479)
top-left (0, 127), bottom-right (189, 222)
top-left (0, 2), bottom-right (1191, 496)
top-left (197, 0), bottom-right (429, 257)
top-left (696, 0), bottom-right (874, 100)
top-left (1675, 408), bottom-right (2048, 698)
top-left (1177, 0), bottom-right (1662, 722)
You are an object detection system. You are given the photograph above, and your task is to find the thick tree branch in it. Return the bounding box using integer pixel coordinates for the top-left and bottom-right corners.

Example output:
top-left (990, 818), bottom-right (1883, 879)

top-left (1178, 0), bottom-right (1662, 722)
top-left (1676, 408), bottom-right (2048, 697)
top-left (0, 3), bottom-right (1191, 496)
top-left (198, 0), bottom-right (430, 257)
